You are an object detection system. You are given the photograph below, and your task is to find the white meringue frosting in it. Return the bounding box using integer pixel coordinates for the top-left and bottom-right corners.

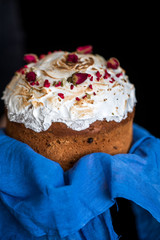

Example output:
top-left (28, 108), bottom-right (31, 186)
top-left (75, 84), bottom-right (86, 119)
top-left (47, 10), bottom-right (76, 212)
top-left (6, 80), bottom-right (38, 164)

top-left (2, 50), bottom-right (136, 132)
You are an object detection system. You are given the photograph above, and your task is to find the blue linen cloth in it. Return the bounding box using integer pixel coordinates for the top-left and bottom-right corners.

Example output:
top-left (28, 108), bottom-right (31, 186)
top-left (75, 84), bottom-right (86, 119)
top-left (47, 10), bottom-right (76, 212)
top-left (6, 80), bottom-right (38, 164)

top-left (0, 123), bottom-right (160, 240)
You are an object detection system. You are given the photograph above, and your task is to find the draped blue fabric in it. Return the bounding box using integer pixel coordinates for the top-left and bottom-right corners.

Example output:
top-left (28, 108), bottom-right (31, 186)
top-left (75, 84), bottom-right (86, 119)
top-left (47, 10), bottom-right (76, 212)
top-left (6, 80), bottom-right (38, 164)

top-left (0, 123), bottom-right (160, 239)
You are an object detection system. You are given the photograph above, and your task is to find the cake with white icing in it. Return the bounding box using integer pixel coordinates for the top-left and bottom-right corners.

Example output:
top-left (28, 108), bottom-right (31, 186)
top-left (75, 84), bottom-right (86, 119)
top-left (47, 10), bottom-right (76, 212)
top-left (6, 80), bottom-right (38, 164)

top-left (3, 45), bottom-right (136, 170)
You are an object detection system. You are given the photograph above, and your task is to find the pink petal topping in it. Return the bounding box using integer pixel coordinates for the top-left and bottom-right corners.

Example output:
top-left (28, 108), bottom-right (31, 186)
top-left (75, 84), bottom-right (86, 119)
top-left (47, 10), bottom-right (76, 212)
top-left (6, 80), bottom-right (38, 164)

top-left (44, 79), bottom-right (50, 88)
top-left (76, 97), bottom-right (80, 101)
top-left (16, 65), bottom-right (28, 74)
top-left (89, 84), bottom-right (93, 89)
top-left (39, 54), bottom-right (46, 59)
top-left (109, 78), bottom-right (115, 83)
top-left (55, 81), bottom-right (62, 87)
top-left (58, 93), bottom-right (64, 99)
top-left (82, 95), bottom-right (87, 99)
top-left (24, 54), bottom-right (38, 63)
top-left (96, 71), bottom-right (102, 81)
top-left (70, 84), bottom-right (74, 90)
top-left (76, 45), bottom-right (93, 54)
top-left (104, 69), bottom-right (111, 79)
top-left (26, 71), bottom-right (36, 82)
top-left (116, 72), bottom-right (123, 77)
top-left (67, 54), bottom-right (78, 63)
top-left (107, 57), bottom-right (120, 69)
top-left (74, 73), bottom-right (88, 85)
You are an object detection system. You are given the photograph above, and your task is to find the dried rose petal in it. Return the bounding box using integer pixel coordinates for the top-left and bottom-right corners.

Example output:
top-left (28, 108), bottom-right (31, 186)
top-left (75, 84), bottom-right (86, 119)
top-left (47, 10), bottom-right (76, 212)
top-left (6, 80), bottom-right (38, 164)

top-left (82, 95), bottom-right (87, 99)
top-left (35, 81), bottom-right (39, 86)
top-left (96, 71), bottom-right (102, 78)
top-left (58, 93), bottom-right (64, 99)
top-left (76, 97), bottom-right (80, 101)
top-left (89, 84), bottom-right (93, 90)
top-left (16, 65), bottom-right (28, 74)
top-left (24, 54), bottom-right (38, 63)
top-left (76, 45), bottom-right (93, 54)
top-left (70, 84), bottom-right (74, 90)
top-left (30, 82), bottom-right (35, 86)
top-left (26, 71), bottom-right (36, 82)
top-left (90, 76), bottom-right (93, 81)
top-left (109, 78), bottom-right (115, 83)
top-left (44, 79), bottom-right (50, 88)
top-left (104, 69), bottom-right (111, 79)
top-left (116, 72), bottom-right (123, 77)
top-left (17, 68), bottom-right (24, 74)
top-left (68, 73), bottom-right (88, 85)
top-left (76, 73), bottom-right (88, 84)
top-left (96, 71), bottom-right (102, 81)
top-left (67, 54), bottom-right (78, 63)
top-left (39, 54), bottom-right (46, 60)
top-left (107, 58), bottom-right (120, 69)
top-left (55, 81), bottom-right (62, 87)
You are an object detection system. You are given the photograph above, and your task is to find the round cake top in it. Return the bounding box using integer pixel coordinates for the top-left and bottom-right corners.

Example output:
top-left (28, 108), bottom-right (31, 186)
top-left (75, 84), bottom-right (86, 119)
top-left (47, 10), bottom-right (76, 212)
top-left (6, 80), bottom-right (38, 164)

top-left (3, 45), bottom-right (136, 132)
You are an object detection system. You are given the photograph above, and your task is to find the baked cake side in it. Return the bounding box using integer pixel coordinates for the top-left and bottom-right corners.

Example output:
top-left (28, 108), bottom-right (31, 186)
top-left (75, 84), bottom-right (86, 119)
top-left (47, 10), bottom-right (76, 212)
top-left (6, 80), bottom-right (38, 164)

top-left (6, 110), bottom-right (134, 170)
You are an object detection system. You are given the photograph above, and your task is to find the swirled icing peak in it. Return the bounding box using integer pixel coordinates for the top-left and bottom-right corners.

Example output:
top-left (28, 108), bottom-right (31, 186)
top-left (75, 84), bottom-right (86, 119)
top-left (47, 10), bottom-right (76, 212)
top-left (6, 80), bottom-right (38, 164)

top-left (2, 46), bottom-right (136, 132)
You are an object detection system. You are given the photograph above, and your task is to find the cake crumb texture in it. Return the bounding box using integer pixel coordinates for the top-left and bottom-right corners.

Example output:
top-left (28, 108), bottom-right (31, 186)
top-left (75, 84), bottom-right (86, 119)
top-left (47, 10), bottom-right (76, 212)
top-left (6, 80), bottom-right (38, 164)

top-left (6, 110), bottom-right (134, 171)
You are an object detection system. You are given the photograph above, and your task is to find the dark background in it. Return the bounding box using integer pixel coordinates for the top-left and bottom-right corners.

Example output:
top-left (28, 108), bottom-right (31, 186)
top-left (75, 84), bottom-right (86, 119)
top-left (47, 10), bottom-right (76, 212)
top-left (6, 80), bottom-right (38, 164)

top-left (0, 1), bottom-right (159, 239)
top-left (0, 0), bottom-right (159, 138)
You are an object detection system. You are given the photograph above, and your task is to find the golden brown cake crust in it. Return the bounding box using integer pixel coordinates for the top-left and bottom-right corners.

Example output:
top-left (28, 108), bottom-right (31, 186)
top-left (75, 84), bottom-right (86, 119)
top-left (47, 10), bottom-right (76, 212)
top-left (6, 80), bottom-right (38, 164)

top-left (5, 109), bottom-right (135, 171)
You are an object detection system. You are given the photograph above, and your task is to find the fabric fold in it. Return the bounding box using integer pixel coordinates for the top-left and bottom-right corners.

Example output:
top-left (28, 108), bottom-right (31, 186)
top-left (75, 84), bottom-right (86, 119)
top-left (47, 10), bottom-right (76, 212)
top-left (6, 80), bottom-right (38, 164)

top-left (0, 123), bottom-right (160, 239)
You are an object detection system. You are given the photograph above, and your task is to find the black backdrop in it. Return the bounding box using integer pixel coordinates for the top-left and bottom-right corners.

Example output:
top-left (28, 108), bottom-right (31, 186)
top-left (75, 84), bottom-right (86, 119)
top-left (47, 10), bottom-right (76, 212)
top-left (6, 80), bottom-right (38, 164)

top-left (0, 0), bottom-right (159, 137)
top-left (0, 1), bottom-right (159, 239)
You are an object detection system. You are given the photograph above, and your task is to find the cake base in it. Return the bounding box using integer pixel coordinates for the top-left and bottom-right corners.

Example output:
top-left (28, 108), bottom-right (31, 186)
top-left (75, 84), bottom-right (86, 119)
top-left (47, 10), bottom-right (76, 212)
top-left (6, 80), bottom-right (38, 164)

top-left (6, 110), bottom-right (135, 171)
